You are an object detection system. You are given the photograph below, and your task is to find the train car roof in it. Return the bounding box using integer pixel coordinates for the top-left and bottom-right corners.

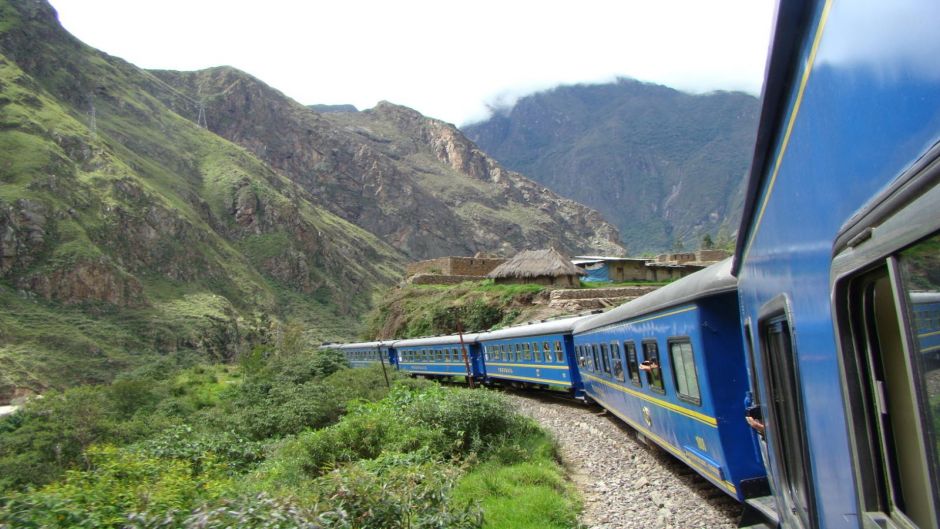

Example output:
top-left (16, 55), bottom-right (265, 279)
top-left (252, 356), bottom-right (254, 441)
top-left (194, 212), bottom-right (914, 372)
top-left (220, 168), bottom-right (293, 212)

top-left (392, 333), bottom-right (481, 348)
top-left (476, 315), bottom-right (594, 342)
top-left (324, 341), bottom-right (392, 350)
top-left (573, 259), bottom-right (736, 334)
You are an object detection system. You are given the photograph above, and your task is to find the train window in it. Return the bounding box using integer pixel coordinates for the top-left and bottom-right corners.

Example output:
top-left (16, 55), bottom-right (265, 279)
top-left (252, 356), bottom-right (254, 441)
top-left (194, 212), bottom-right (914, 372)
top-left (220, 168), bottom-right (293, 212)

top-left (669, 339), bottom-right (701, 405)
top-left (610, 342), bottom-right (625, 382)
top-left (534, 342), bottom-right (544, 363)
top-left (577, 345), bottom-right (587, 368)
top-left (599, 343), bottom-right (611, 375)
top-left (589, 345), bottom-right (599, 373)
top-left (837, 232), bottom-right (940, 529)
top-left (543, 342), bottom-right (552, 363)
top-left (554, 341), bottom-right (564, 363)
top-left (759, 313), bottom-right (814, 529)
top-left (642, 341), bottom-right (665, 393)
top-left (483, 345), bottom-right (489, 362)
top-left (624, 342), bottom-right (641, 386)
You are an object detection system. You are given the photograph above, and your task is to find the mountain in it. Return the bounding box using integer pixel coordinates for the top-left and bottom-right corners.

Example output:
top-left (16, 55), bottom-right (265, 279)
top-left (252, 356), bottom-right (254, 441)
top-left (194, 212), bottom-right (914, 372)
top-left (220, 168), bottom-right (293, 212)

top-left (0, 0), bottom-right (404, 397)
top-left (0, 0), bottom-right (625, 397)
top-left (463, 79), bottom-right (760, 252)
top-left (151, 69), bottom-right (626, 259)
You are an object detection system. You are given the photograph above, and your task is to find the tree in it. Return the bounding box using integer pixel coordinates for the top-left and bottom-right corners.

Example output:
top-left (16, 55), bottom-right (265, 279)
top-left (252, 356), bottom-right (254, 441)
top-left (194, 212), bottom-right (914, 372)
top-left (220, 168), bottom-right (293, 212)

top-left (701, 233), bottom-right (715, 250)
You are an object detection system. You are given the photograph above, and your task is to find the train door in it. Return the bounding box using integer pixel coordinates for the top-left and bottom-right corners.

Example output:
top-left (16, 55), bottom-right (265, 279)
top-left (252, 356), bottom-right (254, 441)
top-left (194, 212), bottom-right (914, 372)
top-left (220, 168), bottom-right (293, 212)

top-left (757, 308), bottom-right (815, 529)
top-left (832, 172), bottom-right (940, 529)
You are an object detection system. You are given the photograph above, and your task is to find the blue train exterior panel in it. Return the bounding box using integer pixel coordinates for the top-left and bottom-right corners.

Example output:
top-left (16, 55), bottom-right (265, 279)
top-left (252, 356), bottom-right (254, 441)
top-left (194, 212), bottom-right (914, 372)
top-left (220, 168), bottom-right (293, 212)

top-left (393, 334), bottom-right (483, 379)
top-left (477, 316), bottom-right (591, 392)
top-left (734, 1), bottom-right (940, 527)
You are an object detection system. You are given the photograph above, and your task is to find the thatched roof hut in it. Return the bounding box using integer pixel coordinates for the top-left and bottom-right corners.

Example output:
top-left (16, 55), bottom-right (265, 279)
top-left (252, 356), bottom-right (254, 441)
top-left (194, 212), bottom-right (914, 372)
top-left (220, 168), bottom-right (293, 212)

top-left (487, 249), bottom-right (585, 287)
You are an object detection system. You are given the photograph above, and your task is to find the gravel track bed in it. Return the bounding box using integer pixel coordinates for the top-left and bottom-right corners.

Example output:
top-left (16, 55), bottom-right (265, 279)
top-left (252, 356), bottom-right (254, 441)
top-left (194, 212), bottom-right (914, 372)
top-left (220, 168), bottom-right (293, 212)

top-left (505, 392), bottom-right (741, 529)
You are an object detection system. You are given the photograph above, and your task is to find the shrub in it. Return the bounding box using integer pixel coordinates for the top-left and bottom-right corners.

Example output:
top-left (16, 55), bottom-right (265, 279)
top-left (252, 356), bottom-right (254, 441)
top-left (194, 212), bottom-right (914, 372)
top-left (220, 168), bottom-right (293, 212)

top-left (0, 445), bottom-right (232, 529)
top-left (312, 455), bottom-right (482, 529)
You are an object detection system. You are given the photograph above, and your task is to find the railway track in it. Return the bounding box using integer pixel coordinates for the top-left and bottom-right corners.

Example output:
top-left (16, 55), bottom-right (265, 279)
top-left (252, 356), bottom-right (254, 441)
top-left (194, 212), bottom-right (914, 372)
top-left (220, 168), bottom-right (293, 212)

top-left (502, 389), bottom-right (741, 529)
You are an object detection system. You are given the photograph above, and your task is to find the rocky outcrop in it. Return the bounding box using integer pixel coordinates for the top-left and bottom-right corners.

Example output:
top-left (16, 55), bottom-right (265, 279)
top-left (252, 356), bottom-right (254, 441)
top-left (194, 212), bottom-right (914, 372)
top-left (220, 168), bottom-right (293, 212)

top-left (21, 258), bottom-right (146, 307)
top-left (150, 70), bottom-right (627, 259)
top-left (0, 199), bottom-right (51, 276)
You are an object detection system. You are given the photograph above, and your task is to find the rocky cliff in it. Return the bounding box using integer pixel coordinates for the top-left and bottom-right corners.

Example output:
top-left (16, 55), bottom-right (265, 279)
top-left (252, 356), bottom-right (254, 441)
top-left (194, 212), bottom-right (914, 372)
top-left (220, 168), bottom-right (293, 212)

top-left (463, 79), bottom-right (759, 252)
top-left (151, 68), bottom-right (626, 259)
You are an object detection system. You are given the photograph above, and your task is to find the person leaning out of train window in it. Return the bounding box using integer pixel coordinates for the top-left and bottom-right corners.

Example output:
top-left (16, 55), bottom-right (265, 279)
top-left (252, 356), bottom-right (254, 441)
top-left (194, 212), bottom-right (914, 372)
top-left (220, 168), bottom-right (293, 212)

top-left (639, 360), bottom-right (658, 372)
top-left (744, 392), bottom-right (765, 437)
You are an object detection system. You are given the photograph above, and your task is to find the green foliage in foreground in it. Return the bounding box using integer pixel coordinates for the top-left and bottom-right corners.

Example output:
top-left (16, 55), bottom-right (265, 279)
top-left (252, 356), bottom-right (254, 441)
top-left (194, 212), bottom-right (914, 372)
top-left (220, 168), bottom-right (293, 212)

top-left (0, 355), bottom-right (580, 529)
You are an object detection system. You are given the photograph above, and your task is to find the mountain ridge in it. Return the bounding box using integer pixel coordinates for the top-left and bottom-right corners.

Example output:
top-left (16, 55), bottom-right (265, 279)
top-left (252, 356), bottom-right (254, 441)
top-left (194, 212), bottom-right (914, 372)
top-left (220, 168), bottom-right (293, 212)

top-left (463, 78), bottom-right (759, 252)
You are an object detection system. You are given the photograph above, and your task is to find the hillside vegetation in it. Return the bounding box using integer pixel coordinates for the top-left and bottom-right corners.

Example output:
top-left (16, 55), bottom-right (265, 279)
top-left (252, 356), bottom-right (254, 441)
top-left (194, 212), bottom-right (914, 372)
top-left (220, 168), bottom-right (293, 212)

top-left (0, 0), bottom-right (405, 396)
top-left (363, 280), bottom-right (588, 339)
top-left (0, 347), bottom-right (578, 528)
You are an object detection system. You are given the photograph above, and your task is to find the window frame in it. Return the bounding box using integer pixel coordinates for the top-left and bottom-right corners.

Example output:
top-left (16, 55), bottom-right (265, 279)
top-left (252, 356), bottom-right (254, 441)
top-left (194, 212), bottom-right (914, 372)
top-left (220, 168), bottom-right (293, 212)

top-left (830, 154), bottom-right (940, 529)
top-left (668, 337), bottom-right (701, 406)
top-left (642, 340), bottom-right (665, 394)
top-left (610, 342), bottom-right (625, 382)
top-left (624, 341), bottom-right (641, 387)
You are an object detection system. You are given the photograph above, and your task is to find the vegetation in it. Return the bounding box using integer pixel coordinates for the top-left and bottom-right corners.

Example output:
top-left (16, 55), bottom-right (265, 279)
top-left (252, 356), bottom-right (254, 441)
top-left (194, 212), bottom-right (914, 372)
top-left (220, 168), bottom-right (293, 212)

top-left (0, 347), bottom-right (579, 528)
top-left (363, 280), bottom-right (550, 339)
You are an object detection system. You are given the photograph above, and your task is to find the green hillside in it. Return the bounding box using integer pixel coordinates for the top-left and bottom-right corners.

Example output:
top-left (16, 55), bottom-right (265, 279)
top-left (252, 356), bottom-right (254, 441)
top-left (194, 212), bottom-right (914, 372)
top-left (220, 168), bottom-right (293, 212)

top-left (0, 0), bottom-right (404, 398)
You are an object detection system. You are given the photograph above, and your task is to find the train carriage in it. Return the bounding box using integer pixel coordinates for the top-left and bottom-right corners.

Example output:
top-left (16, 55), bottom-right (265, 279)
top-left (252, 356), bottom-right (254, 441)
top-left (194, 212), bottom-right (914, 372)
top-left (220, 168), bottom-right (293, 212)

top-left (734, 1), bottom-right (940, 527)
top-left (329, 341), bottom-right (396, 368)
top-left (476, 315), bottom-right (591, 394)
top-left (393, 334), bottom-right (483, 381)
top-left (572, 260), bottom-right (767, 502)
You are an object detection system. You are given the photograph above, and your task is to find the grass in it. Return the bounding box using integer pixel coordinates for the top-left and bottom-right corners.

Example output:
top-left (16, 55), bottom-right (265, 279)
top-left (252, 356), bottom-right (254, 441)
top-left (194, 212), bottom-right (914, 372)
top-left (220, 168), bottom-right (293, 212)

top-left (452, 430), bottom-right (580, 529)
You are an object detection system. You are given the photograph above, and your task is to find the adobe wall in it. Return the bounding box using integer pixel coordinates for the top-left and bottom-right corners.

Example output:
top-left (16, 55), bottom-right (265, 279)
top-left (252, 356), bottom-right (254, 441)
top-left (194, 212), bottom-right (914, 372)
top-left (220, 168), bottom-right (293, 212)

top-left (406, 256), bottom-right (506, 277)
top-left (409, 274), bottom-right (487, 286)
top-left (447, 257), bottom-right (507, 276)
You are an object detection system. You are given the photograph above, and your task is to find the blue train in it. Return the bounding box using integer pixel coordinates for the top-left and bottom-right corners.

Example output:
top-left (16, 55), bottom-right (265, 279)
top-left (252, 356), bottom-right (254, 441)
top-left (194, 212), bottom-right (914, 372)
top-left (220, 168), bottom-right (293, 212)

top-left (732, 0), bottom-right (940, 527)
top-left (329, 1), bottom-right (940, 526)
top-left (329, 261), bottom-right (767, 508)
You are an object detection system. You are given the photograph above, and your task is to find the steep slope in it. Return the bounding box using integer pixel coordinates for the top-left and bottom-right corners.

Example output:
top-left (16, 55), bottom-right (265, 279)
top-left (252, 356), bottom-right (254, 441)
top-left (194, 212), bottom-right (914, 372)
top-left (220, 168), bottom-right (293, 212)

top-left (463, 79), bottom-right (759, 252)
top-left (151, 69), bottom-right (626, 259)
top-left (0, 0), bottom-right (404, 397)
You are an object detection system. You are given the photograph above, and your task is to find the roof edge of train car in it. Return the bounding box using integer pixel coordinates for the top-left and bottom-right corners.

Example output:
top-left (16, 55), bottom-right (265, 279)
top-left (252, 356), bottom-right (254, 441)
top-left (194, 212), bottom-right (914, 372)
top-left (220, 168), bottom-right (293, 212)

top-left (573, 259), bottom-right (736, 335)
top-left (733, 0), bottom-right (818, 276)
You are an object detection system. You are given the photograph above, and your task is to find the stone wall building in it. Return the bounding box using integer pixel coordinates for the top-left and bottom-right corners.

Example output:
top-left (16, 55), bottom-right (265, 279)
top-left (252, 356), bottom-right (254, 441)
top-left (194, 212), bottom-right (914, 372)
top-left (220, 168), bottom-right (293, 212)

top-left (406, 256), bottom-right (507, 278)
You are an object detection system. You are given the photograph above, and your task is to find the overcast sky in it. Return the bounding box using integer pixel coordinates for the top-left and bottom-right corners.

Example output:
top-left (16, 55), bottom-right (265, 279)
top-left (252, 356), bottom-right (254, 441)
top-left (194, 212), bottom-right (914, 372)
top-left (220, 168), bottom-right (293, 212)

top-left (49, 0), bottom-right (776, 126)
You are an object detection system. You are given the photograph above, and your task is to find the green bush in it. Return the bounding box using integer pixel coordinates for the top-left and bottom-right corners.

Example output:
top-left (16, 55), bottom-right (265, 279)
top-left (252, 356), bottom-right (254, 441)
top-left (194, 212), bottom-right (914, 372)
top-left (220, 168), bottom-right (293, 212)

top-left (313, 455), bottom-right (482, 529)
top-left (0, 445), bottom-right (232, 529)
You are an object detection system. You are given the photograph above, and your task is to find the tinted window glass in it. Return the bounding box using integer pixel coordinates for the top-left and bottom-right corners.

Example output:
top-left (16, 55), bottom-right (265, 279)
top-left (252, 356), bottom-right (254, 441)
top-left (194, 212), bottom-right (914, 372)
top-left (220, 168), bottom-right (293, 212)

top-left (610, 343), bottom-right (625, 382)
top-left (624, 342), bottom-right (640, 385)
top-left (670, 340), bottom-right (701, 404)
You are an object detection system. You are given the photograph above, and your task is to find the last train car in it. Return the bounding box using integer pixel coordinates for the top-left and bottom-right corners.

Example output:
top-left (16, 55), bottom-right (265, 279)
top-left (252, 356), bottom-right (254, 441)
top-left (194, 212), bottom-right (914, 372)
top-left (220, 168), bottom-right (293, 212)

top-left (393, 334), bottom-right (483, 381)
top-left (329, 341), bottom-right (396, 368)
top-left (476, 315), bottom-right (592, 395)
top-left (734, 1), bottom-right (940, 527)
top-left (572, 260), bottom-right (766, 501)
